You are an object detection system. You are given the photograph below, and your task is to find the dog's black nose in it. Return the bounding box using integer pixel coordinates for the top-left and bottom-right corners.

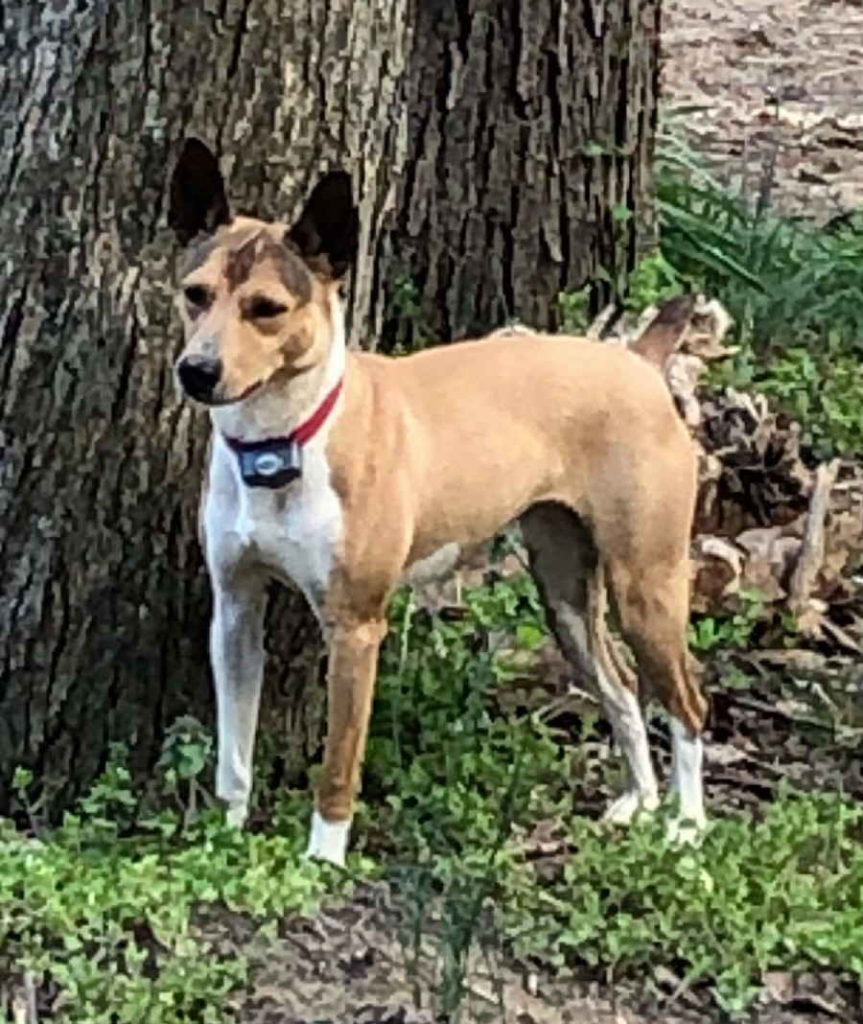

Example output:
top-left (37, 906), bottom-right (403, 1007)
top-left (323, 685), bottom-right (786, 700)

top-left (178, 355), bottom-right (222, 400)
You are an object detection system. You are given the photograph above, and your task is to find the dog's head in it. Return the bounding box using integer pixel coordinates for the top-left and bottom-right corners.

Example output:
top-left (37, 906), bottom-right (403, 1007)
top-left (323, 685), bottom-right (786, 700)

top-left (168, 138), bottom-right (358, 406)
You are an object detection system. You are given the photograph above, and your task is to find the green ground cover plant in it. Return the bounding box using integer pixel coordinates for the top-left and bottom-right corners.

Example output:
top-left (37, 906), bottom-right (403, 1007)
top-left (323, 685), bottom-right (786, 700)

top-left (1, 747), bottom-right (337, 1023)
top-left (365, 579), bottom-right (863, 1019)
top-left (3, 574), bottom-right (861, 1020)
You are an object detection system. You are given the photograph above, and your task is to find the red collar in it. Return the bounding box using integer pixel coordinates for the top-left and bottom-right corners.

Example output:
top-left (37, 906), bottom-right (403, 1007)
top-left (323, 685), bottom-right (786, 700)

top-left (223, 378), bottom-right (343, 454)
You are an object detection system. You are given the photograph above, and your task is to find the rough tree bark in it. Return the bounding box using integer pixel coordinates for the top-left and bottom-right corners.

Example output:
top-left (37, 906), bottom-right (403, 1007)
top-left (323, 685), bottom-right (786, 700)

top-left (381, 0), bottom-right (660, 348)
top-left (0, 0), bottom-right (660, 814)
top-left (0, 0), bottom-right (412, 814)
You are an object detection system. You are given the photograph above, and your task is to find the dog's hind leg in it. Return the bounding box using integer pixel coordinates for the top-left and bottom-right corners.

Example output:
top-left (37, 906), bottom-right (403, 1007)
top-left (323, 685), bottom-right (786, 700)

top-left (608, 556), bottom-right (708, 838)
top-left (520, 503), bottom-right (659, 823)
top-left (211, 574), bottom-right (267, 828)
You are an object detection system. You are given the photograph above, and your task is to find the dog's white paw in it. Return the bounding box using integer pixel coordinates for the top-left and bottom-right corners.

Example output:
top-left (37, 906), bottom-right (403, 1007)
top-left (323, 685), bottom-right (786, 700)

top-left (225, 802), bottom-right (249, 828)
top-left (602, 789), bottom-right (660, 826)
top-left (304, 810), bottom-right (350, 868)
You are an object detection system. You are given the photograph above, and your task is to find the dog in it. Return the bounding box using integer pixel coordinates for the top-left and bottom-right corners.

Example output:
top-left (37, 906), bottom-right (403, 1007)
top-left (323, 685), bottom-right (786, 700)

top-left (168, 138), bottom-right (707, 867)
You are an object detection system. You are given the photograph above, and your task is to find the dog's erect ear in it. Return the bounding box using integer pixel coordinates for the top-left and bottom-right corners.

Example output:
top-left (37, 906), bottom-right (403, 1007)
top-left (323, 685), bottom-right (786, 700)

top-left (168, 138), bottom-right (231, 245)
top-left (286, 171), bottom-right (359, 280)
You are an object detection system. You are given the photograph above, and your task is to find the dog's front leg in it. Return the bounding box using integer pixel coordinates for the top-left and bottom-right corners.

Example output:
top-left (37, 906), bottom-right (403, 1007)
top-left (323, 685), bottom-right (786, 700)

top-left (306, 617), bottom-right (387, 867)
top-left (211, 577), bottom-right (267, 828)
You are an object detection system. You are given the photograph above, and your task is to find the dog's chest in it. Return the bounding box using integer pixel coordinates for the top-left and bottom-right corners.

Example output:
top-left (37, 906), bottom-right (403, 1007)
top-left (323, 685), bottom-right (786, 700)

top-left (205, 442), bottom-right (343, 613)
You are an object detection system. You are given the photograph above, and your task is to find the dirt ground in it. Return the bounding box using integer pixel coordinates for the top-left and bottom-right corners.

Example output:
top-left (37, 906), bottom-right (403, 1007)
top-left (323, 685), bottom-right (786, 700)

top-left (228, 5), bottom-right (863, 1021)
top-left (234, 882), bottom-right (859, 1023)
top-left (661, 0), bottom-right (863, 220)
top-left (232, 879), bottom-right (860, 1022)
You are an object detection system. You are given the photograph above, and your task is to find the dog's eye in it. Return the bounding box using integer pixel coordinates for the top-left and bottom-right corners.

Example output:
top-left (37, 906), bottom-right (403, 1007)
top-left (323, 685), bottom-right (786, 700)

top-left (248, 297), bottom-right (288, 320)
top-left (184, 285), bottom-right (211, 308)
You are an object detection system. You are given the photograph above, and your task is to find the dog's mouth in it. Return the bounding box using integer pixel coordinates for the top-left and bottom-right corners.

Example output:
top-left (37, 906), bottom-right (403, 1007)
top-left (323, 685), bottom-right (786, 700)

top-left (181, 378), bottom-right (264, 407)
top-left (205, 380), bottom-right (263, 406)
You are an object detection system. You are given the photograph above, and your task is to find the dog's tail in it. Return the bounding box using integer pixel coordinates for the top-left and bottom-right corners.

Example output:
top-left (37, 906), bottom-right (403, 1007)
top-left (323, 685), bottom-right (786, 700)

top-left (629, 294), bottom-right (695, 371)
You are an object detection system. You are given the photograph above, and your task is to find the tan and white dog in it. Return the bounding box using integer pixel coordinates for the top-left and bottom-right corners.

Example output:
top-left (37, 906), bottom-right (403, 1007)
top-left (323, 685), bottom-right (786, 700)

top-left (168, 138), bottom-right (707, 867)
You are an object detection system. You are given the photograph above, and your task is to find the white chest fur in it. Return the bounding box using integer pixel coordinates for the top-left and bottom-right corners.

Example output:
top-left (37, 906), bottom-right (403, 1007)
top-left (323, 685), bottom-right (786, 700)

top-left (202, 290), bottom-right (347, 620)
top-left (203, 434), bottom-right (343, 618)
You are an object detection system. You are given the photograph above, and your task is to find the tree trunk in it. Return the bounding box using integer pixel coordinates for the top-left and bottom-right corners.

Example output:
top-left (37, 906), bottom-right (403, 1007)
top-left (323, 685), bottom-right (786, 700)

top-left (381, 0), bottom-right (660, 349)
top-left (0, 0), bottom-right (660, 815)
top-left (0, 0), bottom-right (411, 815)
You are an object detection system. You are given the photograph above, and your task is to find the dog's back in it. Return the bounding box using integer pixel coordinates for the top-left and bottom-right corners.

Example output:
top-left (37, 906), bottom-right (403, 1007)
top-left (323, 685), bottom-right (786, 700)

top-left (356, 331), bottom-right (692, 503)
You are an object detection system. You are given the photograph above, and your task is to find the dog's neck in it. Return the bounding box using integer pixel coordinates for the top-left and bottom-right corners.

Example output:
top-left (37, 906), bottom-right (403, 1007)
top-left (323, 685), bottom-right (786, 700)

top-left (210, 291), bottom-right (347, 445)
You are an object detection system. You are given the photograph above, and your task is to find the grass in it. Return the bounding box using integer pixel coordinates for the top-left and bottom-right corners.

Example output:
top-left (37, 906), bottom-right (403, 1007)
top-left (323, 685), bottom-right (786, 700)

top-left (656, 133), bottom-right (863, 355)
top-left (504, 793), bottom-right (863, 1016)
top-left (559, 132), bottom-right (863, 459)
top-left (656, 133), bottom-right (863, 459)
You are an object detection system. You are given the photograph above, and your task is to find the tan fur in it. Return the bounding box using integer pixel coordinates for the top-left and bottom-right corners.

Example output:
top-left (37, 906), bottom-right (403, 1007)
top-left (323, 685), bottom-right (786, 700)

top-left (323, 336), bottom-right (706, 723)
top-left (185, 247), bottom-right (705, 826)
top-left (178, 217), bottom-right (335, 405)
top-left (170, 149), bottom-right (707, 858)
